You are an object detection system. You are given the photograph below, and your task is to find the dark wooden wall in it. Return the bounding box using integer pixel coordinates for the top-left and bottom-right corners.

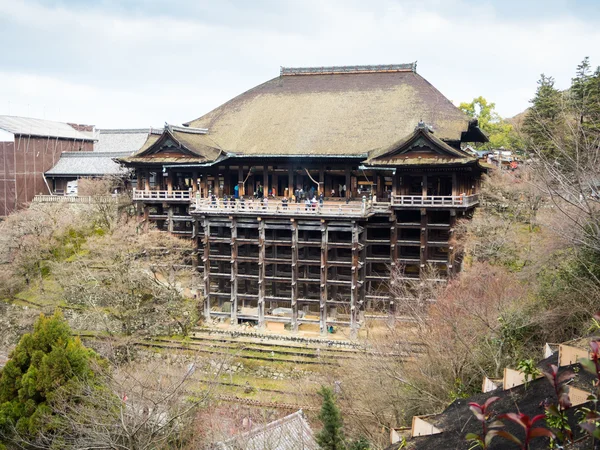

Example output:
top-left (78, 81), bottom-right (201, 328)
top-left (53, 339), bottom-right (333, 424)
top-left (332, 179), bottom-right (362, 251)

top-left (0, 135), bottom-right (93, 216)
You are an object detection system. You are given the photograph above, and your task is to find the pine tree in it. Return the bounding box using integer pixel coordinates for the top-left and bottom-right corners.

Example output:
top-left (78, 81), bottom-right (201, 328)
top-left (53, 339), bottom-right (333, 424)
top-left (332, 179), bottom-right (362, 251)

top-left (316, 386), bottom-right (346, 450)
top-left (0, 311), bottom-right (99, 441)
top-left (523, 74), bottom-right (563, 157)
top-left (570, 56), bottom-right (591, 125)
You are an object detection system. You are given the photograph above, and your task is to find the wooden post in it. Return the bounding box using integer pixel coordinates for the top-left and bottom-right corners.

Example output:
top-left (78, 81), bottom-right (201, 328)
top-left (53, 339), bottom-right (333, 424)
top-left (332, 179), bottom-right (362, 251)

top-left (452, 172), bottom-right (458, 197)
top-left (350, 221), bottom-right (360, 337)
top-left (167, 206), bottom-right (173, 232)
top-left (238, 166), bottom-right (244, 197)
top-left (389, 213), bottom-right (398, 321)
top-left (319, 167), bottom-right (325, 195)
top-left (203, 218), bottom-right (211, 322)
top-left (320, 220), bottom-right (328, 335)
top-left (230, 217), bottom-right (238, 325)
top-left (448, 210), bottom-right (457, 277)
top-left (200, 172), bottom-right (206, 198)
top-left (258, 219), bottom-right (266, 329)
top-left (263, 165), bottom-right (269, 196)
top-left (288, 166), bottom-right (294, 199)
top-left (192, 170), bottom-right (199, 193)
top-left (214, 170), bottom-right (220, 197)
top-left (420, 208), bottom-right (428, 270)
top-left (167, 171), bottom-right (173, 193)
top-left (291, 219), bottom-right (299, 332)
top-left (144, 169), bottom-right (151, 191)
top-left (224, 167), bottom-right (230, 196)
top-left (422, 174), bottom-right (427, 198)
top-left (359, 223), bottom-right (367, 320)
top-left (345, 166), bottom-right (351, 199)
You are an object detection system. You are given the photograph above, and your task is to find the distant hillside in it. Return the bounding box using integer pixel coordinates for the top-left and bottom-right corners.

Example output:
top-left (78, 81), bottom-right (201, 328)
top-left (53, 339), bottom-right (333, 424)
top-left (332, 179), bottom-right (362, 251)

top-left (506, 109), bottom-right (529, 132)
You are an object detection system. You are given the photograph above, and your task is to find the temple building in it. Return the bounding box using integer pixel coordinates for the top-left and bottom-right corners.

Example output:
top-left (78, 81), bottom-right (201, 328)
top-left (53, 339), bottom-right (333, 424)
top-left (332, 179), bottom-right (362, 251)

top-left (120, 63), bottom-right (488, 335)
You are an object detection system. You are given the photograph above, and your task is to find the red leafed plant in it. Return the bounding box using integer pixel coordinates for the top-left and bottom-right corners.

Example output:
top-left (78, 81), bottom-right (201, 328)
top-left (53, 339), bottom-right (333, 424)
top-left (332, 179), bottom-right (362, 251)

top-left (466, 396), bottom-right (505, 449)
top-left (496, 413), bottom-right (554, 449)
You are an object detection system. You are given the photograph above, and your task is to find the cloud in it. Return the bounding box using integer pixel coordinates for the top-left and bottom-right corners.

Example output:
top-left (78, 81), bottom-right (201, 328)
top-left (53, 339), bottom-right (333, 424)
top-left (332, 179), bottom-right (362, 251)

top-left (0, 0), bottom-right (599, 127)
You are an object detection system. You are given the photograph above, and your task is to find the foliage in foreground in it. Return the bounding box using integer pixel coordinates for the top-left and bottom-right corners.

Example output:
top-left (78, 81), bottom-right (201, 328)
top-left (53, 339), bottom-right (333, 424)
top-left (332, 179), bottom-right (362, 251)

top-left (0, 311), bottom-right (99, 444)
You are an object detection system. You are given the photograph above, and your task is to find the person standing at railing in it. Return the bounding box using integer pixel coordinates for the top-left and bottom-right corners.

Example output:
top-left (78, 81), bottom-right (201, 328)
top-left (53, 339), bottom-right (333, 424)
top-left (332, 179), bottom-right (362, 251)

top-left (319, 192), bottom-right (324, 207)
top-left (234, 184), bottom-right (239, 199)
top-left (211, 194), bottom-right (216, 208)
top-left (223, 194), bottom-right (228, 209)
top-left (282, 196), bottom-right (289, 210)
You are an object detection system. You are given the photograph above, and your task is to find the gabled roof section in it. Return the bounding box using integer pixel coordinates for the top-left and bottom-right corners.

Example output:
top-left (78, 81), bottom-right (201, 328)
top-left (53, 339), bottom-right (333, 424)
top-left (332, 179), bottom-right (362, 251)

top-left (216, 410), bottom-right (318, 450)
top-left (95, 128), bottom-right (155, 154)
top-left (184, 64), bottom-right (479, 157)
top-left (0, 115), bottom-right (95, 141)
top-left (366, 122), bottom-right (476, 166)
top-left (118, 124), bottom-right (221, 165)
top-left (45, 152), bottom-right (130, 177)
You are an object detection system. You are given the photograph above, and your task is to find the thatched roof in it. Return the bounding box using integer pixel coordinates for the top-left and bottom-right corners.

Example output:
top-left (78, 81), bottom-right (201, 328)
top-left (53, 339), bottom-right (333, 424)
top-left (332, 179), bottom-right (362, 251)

top-left (366, 123), bottom-right (483, 168)
top-left (120, 125), bottom-right (222, 165)
top-left (184, 64), bottom-right (478, 157)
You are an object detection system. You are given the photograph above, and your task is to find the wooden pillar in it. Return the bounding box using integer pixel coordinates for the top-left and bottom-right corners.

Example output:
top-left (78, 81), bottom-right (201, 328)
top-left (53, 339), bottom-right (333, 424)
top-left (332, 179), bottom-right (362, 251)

top-left (350, 221), bottom-right (360, 338)
top-left (422, 174), bottom-right (427, 198)
top-left (291, 219), bottom-right (299, 332)
top-left (192, 170), bottom-right (199, 193)
top-left (214, 169), bottom-right (220, 197)
top-left (389, 214), bottom-right (398, 320)
top-left (230, 217), bottom-right (238, 325)
top-left (258, 219), bottom-right (266, 329)
top-left (167, 205), bottom-right (173, 233)
top-left (420, 208), bottom-right (428, 271)
top-left (359, 223), bottom-right (367, 319)
top-left (319, 221), bottom-right (328, 335)
top-left (452, 172), bottom-right (458, 197)
top-left (319, 167), bottom-right (325, 196)
top-left (345, 166), bottom-right (351, 199)
top-left (448, 210), bottom-right (457, 277)
top-left (167, 171), bottom-right (174, 193)
top-left (288, 166), bottom-right (294, 199)
top-left (263, 165), bottom-right (269, 196)
top-left (144, 169), bottom-right (151, 191)
top-left (200, 171), bottom-right (207, 198)
top-left (238, 166), bottom-right (244, 197)
top-left (203, 218), bottom-right (211, 322)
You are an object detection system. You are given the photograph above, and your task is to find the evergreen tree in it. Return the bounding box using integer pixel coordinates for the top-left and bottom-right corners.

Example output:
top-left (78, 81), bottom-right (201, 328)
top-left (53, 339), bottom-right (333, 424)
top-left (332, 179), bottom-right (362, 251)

top-left (316, 386), bottom-right (346, 450)
top-left (570, 56), bottom-right (591, 125)
top-left (0, 311), bottom-right (99, 442)
top-left (523, 74), bottom-right (563, 157)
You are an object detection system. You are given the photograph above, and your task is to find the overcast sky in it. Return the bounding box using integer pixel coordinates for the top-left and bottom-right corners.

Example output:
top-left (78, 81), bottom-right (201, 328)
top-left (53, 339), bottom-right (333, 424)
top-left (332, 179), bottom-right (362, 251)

top-left (0, 0), bottom-right (599, 128)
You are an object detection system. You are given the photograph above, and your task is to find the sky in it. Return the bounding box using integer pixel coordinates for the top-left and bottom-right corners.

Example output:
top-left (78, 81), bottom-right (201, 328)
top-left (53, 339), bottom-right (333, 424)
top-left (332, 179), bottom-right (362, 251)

top-left (0, 0), bottom-right (599, 128)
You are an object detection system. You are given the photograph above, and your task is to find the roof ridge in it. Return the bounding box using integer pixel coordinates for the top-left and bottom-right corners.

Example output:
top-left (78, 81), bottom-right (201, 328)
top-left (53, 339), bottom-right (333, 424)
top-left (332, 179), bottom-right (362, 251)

top-left (280, 63), bottom-right (417, 76)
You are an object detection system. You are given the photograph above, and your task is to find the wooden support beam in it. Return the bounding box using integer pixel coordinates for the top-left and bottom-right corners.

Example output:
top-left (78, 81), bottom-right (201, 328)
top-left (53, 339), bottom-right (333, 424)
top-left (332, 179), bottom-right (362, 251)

top-left (452, 172), bottom-right (458, 197)
top-left (258, 219), bottom-right (266, 329)
top-left (420, 208), bottom-right (428, 269)
top-left (319, 167), bottom-right (325, 195)
top-left (288, 166), bottom-right (294, 199)
top-left (144, 169), bottom-right (151, 191)
top-left (167, 206), bottom-right (174, 233)
top-left (448, 210), bottom-right (457, 277)
top-left (359, 221), bottom-right (367, 319)
top-left (422, 174), bottom-right (428, 198)
top-left (291, 220), bottom-right (299, 332)
top-left (389, 214), bottom-right (398, 320)
top-left (230, 217), bottom-right (238, 325)
top-left (238, 166), bottom-right (244, 197)
top-left (320, 220), bottom-right (328, 335)
top-left (263, 165), bottom-right (269, 197)
top-left (192, 170), bottom-right (199, 193)
top-left (350, 221), bottom-right (360, 337)
top-left (203, 218), bottom-right (211, 322)
top-left (345, 166), bottom-right (351, 199)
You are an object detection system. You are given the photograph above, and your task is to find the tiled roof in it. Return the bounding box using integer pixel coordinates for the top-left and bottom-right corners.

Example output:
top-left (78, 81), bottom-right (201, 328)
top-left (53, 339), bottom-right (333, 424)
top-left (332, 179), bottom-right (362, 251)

top-left (94, 129), bottom-right (155, 153)
top-left (217, 410), bottom-right (319, 450)
top-left (45, 152), bottom-right (130, 177)
top-left (0, 115), bottom-right (95, 141)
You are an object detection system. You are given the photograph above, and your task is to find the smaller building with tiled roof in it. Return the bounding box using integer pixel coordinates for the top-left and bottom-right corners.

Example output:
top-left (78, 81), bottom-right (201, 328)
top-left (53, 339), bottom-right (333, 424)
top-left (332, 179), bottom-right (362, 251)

top-left (215, 409), bottom-right (318, 450)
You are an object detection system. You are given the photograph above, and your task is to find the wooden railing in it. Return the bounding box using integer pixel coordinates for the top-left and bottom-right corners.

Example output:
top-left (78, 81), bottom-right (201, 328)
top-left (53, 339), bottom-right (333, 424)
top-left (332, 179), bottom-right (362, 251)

top-left (33, 195), bottom-right (118, 204)
top-left (391, 194), bottom-right (479, 207)
top-left (192, 198), bottom-right (374, 217)
top-left (132, 189), bottom-right (192, 201)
